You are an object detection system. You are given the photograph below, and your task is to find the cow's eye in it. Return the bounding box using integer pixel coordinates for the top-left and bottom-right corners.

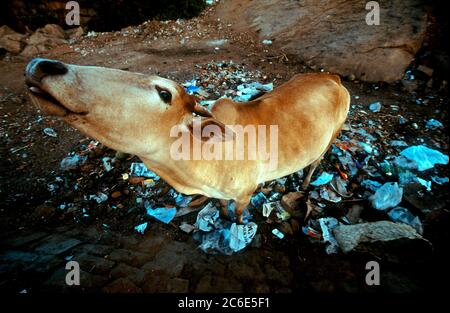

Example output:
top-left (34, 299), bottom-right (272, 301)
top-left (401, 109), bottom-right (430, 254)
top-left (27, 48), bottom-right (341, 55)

top-left (158, 89), bottom-right (171, 103)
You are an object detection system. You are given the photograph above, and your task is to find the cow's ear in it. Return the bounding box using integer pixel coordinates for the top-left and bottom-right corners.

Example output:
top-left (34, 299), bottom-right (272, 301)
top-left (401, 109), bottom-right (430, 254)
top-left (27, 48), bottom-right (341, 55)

top-left (187, 116), bottom-right (235, 143)
top-left (185, 94), bottom-right (215, 118)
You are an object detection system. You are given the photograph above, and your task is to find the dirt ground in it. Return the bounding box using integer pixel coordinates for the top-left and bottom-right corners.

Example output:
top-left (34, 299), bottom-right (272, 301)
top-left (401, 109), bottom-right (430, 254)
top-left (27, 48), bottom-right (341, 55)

top-left (1, 6), bottom-right (449, 293)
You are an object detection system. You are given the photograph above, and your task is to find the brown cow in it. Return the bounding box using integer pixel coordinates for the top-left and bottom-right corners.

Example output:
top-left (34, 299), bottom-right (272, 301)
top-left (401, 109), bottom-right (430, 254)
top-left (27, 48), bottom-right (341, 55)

top-left (25, 58), bottom-right (350, 223)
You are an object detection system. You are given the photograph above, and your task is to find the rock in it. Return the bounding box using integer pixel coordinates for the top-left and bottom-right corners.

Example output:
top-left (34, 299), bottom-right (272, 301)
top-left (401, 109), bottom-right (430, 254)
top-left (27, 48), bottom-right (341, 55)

top-left (333, 221), bottom-right (431, 259)
top-left (0, 25), bottom-right (27, 54)
top-left (215, 0), bottom-right (427, 82)
top-left (417, 64), bottom-right (434, 76)
top-left (21, 24), bottom-right (68, 57)
top-left (33, 204), bottom-right (56, 219)
top-left (102, 278), bottom-right (142, 293)
top-left (66, 26), bottom-right (84, 39)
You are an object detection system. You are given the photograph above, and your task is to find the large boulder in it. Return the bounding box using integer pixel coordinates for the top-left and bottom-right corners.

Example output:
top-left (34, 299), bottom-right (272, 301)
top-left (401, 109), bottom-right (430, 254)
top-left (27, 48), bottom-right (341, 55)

top-left (214, 0), bottom-right (427, 82)
top-left (0, 25), bottom-right (28, 54)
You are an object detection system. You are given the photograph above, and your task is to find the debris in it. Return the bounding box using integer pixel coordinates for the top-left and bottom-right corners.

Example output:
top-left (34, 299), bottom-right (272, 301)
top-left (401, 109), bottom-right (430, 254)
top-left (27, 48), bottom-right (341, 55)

top-left (370, 182), bottom-right (403, 210)
top-left (369, 101), bottom-right (382, 112)
top-left (333, 221), bottom-right (429, 254)
top-left (43, 127), bottom-right (57, 137)
top-left (195, 202), bottom-right (219, 232)
top-left (400, 145), bottom-right (449, 171)
top-left (134, 222), bottom-right (148, 234)
top-left (130, 163), bottom-right (159, 178)
top-left (145, 202), bottom-right (176, 224)
top-left (251, 192), bottom-right (267, 208)
top-left (262, 201), bottom-right (276, 217)
top-left (390, 140), bottom-right (408, 147)
top-left (272, 228), bottom-right (285, 239)
top-left (60, 154), bottom-right (87, 171)
top-left (425, 119), bottom-right (443, 130)
top-left (262, 39), bottom-right (273, 45)
top-left (302, 226), bottom-right (321, 239)
top-left (310, 172), bottom-right (334, 186)
top-left (280, 191), bottom-right (304, 213)
top-left (229, 222), bottom-right (258, 252)
top-left (179, 222), bottom-right (196, 234)
top-left (388, 207), bottom-right (423, 234)
top-left (319, 217), bottom-right (340, 254)
top-left (88, 192), bottom-right (108, 203)
top-left (431, 176), bottom-right (449, 185)
top-left (102, 157), bottom-right (114, 172)
top-left (320, 188), bottom-right (342, 203)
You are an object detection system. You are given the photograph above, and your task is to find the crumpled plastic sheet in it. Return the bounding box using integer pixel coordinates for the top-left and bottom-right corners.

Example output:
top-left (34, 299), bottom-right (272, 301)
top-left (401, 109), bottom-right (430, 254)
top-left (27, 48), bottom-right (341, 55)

top-left (370, 182), bottom-right (403, 210)
top-left (388, 207), bottom-right (423, 234)
top-left (88, 192), bottom-right (108, 203)
top-left (130, 163), bottom-right (160, 178)
top-left (134, 222), bottom-right (148, 234)
top-left (145, 202), bottom-right (176, 224)
top-left (194, 203), bottom-right (258, 254)
top-left (400, 145), bottom-right (449, 171)
top-left (425, 119), bottom-right (443, 130)
top-left (361, 179), bottom-right (382, 192)
top-left (234, 82), bottom-right (273, 102)
top-left (60, 154), bottom-right (87, 171)
top-left (310, 172), bottom-right (334, 186)
top-left (369, 101), bottom-right (382, 112)
top-left (319, 217), bottom-right (340, 254)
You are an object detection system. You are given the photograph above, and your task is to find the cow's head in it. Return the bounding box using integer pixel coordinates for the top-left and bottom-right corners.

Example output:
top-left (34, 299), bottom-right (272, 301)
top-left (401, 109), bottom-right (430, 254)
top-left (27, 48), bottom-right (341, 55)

top-left (25, 58), bottom-right (218, 157)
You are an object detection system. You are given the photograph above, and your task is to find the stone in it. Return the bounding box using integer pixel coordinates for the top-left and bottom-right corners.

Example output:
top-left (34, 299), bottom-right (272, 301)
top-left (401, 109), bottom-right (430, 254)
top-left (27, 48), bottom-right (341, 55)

top-left (167, 278), bottom-right (189, 293)
top-left (21, 24), bottom-right (68, 57)
top-left (66, 26), bottom-right (84, 39)
top-left (215, 0), bottom-right (428, 82)
top-left (417, 64), bottom-right (434, 76)
top-left (0, 25), bottom-right (27, 54)
top-left (1, 232), bottom-right (48, 248)
top-left (333, 221), bottom-right (432, 258)
top-left (73, 253), bottom-right (115, 275)
top-left (33, 204), bottom-right (56, 219)
top-left (102, 278), bottom-right (142, 293)
top-left (33, 235), bottom-right (82, 255)
top-left (108, 249), bottom-right (153, 267)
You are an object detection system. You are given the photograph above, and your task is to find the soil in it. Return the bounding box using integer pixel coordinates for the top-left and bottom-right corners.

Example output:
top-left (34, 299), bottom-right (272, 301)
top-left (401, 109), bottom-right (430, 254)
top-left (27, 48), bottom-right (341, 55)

top-left (0, 5), bottom-right (449, 294)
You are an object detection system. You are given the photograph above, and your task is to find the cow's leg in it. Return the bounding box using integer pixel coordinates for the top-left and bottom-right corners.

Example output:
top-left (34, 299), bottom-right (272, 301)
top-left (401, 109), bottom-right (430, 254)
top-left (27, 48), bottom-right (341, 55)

top-left (234, 189), bottom-right (256, 224)
top-left (302, 158), bottom-right (322, 190)
top-left (219, 199), bottom-right (229, 219)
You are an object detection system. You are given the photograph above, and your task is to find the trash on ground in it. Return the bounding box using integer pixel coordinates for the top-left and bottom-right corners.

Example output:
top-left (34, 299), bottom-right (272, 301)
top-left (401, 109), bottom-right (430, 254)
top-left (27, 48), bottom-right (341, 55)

top-left (134, 222), bottom-right (148, 234)
top-left (88, 192), bottom-right (108, 203)
top-left (370, 182), bottom-right (403, 210)
top-left (310, 172), bottom-right (334, 186)
top-left (319, 217), bottom-right (340, 254)
top-left (425, 119), bottom-right (443, 130)
top-left (229, 222), bottom-right (258, 252)
top-left (60, 154), bottom-right (87, 171)
top-left (272, 228), bottom-right (285, 239)
top-left (130, 162), bottom-right (160, 178)
top-left (145, 202), bottom-right (176, 224)
top-left (195, 202), bottom-right (220, 232)
top-left (431, 176), bottom-right (449, 185)
top-left (262, 39), bottom-right (273, 45)
top-left (369, 101), bottom-right (382, 112)
top-left (400, 145), bottom-right (449, 171)
top-left (43, 127), bottom-right (57, 137)
top-left (388, 207), bottom-right (423, 234)
top-left (179, 222), bottom-right (196, 234)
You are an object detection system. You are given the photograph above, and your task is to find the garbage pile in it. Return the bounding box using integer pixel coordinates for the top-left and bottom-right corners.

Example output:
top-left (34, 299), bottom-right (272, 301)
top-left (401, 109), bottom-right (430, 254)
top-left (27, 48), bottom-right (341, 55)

top-left (37, 61), bottom-right (448, 257)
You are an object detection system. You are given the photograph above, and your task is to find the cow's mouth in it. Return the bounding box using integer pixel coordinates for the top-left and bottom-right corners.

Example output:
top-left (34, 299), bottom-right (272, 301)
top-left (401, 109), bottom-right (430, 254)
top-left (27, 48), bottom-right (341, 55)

top-left (27, 86), bottom-right (88, 117)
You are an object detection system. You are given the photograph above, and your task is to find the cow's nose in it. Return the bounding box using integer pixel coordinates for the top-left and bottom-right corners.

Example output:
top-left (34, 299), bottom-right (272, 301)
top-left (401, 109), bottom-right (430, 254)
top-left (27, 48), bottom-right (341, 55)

top-left (25, 58), bottom-right (68, 87)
